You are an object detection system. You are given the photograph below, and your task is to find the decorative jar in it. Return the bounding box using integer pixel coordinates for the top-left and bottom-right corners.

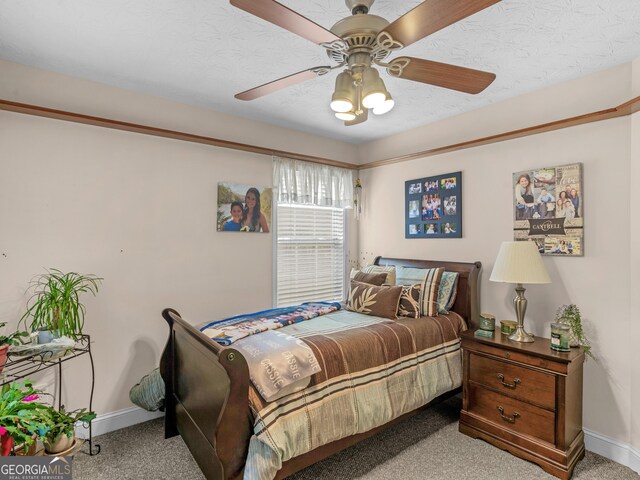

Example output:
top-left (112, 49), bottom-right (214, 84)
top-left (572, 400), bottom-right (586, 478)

top-left (550, 323), bottom-right (571, 352)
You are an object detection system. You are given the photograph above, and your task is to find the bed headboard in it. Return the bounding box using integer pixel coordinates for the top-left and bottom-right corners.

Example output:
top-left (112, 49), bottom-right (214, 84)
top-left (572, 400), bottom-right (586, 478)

top-left (374, 256), bottom-right (481, 330)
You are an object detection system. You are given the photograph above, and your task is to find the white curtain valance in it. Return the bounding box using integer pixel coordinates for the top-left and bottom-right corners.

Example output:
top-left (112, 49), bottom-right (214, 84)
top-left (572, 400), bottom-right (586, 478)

top-left (273, 157), bottom-right (354, 209)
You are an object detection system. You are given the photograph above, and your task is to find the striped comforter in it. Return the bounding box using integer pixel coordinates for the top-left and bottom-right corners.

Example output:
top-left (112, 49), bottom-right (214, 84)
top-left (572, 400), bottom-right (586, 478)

top-left (242, 309), bottom-right (467, 480)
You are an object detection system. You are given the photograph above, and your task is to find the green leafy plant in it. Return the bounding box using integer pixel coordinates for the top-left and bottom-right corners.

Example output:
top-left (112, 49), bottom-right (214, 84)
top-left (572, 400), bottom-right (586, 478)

top-left (19, 269), bottom-right (103, 340)
top-left (41, 405), bottom-right (96, 445)
top-left (0, 322), bottom-right (28, 346)
top-left (555, 304), bottom-right (593, 359)
top-left (0, 381), bottom-right (51, 453)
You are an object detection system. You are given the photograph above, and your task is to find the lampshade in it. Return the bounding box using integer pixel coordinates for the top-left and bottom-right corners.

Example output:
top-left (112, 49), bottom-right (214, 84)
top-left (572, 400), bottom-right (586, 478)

top-left (490, 241), bottom-right (551, 284)
top-left (330, 71), bottom-right (355, 113)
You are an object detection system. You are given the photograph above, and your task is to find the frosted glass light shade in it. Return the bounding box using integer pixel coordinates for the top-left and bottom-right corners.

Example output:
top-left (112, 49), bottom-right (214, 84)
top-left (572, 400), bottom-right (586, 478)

top-left (373, 95), bottom-right (394, 115)
top-left (362, 67), bottom-right (386, 109)
top-left (335, 111), bottom-right (356, 121)
top-left (490, 241), bottom-right (551, 284)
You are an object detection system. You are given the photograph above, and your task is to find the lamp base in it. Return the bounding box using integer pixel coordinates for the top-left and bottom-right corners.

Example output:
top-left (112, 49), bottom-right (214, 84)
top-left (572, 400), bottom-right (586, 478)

top-left (508, 326), bottom-right (535, 343)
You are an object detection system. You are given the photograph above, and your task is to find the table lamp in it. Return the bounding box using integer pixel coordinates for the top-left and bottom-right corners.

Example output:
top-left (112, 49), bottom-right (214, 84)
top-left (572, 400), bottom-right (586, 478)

top-left (489, 241), bottom-right (551, 342)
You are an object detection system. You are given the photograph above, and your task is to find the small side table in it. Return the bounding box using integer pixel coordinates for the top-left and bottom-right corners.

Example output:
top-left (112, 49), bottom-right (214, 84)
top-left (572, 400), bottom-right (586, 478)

top-left (459, 329), bottom-right (585, 479)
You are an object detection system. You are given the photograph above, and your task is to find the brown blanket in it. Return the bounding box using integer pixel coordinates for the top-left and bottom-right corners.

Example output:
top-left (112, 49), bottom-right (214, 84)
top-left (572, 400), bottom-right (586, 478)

top-left (244, 309), bottom-right (467, 479)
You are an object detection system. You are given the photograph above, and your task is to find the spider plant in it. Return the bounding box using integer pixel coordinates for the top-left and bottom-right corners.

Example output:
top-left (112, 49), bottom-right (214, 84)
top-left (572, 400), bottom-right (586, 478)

top-left (19, 269), bottom-right (103, 341)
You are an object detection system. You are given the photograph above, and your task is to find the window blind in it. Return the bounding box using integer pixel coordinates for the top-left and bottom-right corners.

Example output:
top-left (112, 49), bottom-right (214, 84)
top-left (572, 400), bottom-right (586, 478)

top-left (276, 204), bottom-right (346, 307)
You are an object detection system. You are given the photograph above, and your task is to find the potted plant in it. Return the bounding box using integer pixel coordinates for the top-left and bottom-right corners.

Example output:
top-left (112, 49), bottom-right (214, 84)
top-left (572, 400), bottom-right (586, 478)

top-left (20, 269), bottom-right (102, 342)
top-left (0, 381), bottom-right (50, 456)
top-left (0, 322), bottom-right (29, 374)
top-left (554, 304), bottom-right (593, 359)
top-left (41, 406), bottom-right (96, 455)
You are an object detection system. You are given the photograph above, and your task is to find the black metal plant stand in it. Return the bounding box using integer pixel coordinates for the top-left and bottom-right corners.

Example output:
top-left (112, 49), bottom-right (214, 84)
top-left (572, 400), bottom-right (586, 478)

top-left (0, 335), bottom-right (100, 456)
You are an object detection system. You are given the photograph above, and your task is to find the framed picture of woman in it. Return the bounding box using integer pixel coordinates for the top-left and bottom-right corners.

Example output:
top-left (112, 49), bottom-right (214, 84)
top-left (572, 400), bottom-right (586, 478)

top-left (217, 182), bottom-right (272, 233)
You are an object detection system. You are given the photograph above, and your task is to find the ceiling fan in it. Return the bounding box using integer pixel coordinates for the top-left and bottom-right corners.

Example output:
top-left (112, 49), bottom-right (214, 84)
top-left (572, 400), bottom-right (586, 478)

top-left (231, 0), bottom-right (501, 126)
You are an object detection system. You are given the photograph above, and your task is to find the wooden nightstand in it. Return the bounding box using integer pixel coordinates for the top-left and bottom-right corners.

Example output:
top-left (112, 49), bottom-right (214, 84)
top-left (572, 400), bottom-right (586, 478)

top-left (459, 329), bottom-right (585, 480)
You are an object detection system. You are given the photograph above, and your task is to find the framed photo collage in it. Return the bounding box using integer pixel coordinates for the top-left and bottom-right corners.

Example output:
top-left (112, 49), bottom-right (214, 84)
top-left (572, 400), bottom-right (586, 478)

top-left (405, 171), bottom-right (462, 239)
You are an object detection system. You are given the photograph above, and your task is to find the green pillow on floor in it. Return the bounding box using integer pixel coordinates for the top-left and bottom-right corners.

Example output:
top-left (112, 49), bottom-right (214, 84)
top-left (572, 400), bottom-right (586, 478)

top-left (129, 368), bottom-right (165, 412)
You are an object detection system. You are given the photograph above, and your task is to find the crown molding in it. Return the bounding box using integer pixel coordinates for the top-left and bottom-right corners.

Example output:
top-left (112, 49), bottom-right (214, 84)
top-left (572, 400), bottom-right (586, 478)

top-left (2, 96), bottom-right (639, 171)
top-left (358, 94), bottom-right (640, 169)
top-left (0, 99), bottom-right (358, 170)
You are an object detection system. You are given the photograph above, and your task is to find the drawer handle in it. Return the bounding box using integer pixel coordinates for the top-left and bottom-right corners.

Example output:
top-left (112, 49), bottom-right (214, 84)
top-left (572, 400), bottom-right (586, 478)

top-left (496, 373), bottom-right (521, 389)
top-left (497, 406), bottom-right (520, 424)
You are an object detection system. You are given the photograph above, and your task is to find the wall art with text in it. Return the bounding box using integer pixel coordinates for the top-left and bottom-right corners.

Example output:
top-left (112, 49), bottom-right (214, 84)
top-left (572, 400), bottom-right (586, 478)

top-left (513, 163), bottom-right (583, 256)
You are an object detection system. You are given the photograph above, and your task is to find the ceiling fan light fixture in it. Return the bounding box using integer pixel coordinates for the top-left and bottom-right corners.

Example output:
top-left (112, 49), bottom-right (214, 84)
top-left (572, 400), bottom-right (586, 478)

top-left (231, 0), bottom-right (501, 127)
top-left (330, 71), bottom-right (355, 113)
top-left (330, 98), bottom-right (353, 113)
top-left (361, 67), bottom-right (387, 109)
top-left (372, 94), bottom-right (394, 115)
top-left (335, 111), bottom-right (356, 121)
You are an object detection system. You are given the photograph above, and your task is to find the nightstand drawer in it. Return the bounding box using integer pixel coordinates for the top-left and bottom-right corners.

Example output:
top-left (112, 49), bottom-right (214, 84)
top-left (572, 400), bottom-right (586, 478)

top-left (469, 353), bottom-right (556, 410)
top-left (468, 384), bottom-right (555, 445)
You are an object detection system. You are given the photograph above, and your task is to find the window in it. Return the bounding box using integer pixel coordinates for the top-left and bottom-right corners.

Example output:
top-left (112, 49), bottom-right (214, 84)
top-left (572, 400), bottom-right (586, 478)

top-left (276, 204), bottom-right (346, 307)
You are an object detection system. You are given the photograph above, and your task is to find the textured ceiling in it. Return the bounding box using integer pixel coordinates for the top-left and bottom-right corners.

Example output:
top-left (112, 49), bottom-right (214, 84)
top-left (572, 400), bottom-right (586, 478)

top-left (1, 1), bottom-right (639, 143)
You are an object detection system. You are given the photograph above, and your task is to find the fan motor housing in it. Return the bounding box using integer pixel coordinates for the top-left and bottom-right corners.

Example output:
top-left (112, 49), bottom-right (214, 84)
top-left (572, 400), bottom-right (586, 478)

top-left (328, 14), bottom-right (390, 63)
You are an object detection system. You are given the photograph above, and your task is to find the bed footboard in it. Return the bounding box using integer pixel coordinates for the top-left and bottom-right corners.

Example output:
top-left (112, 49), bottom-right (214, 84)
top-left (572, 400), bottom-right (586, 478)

top-left (161, 308), bottom-right (252, 480)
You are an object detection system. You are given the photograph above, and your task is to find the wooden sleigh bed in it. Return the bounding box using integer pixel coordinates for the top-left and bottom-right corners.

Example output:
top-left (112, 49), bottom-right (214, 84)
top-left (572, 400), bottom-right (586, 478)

top-left (160, 257), bottom-right (481, 480)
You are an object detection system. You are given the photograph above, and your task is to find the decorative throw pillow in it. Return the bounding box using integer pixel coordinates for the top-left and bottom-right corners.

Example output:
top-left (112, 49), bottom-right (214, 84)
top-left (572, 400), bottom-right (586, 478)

top-left (420, 267), bottom-right (444, 317)
top-left (397, 284), bottom-right (421, 319)
top-left (350, 269), bottom-right (387, 286)
top-left (437, 271), bottom-right (460, 314)
top-left (361, 264), bottom-right (396, 285)
top-left (346, 281), bottom-right (402, 320)
top-left (395, 266), bottom-right (444, 317)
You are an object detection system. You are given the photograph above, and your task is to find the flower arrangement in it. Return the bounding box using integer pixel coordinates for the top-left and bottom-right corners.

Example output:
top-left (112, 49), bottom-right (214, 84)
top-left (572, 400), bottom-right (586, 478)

top-left (0, 381), bottom-right (50, 454)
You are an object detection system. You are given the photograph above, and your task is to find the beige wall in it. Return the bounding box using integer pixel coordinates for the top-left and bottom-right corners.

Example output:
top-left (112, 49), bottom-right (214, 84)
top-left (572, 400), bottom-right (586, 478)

top-left (358, 63), bottom-right (637, 448)
top-left (0, 60), bottom-right (358, 414)
top-left (631, 112), bottom-right (640, 460)
top-left (630, 58), bottom-right (640, 459)
top-left (1, 56), bottom-right (639, 464)
top-left (356, 63), bottom-right (632, 164)
top-left (0, 60), bottom-right (358, 164)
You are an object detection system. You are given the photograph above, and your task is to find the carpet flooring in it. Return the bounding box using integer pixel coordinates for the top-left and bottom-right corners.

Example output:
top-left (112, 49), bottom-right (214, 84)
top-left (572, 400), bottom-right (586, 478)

top-left (73, 397), bottom-right (637, 479)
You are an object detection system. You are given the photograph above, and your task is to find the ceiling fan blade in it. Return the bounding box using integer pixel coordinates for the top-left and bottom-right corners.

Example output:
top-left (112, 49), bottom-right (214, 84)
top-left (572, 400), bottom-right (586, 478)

top-left (235, 67), bottom-right (330, 101)
top-left (230, 0), bottom-right (342, 46)
top-left (381, 0), bottom-right (501, 48)
top-left (391, 57), bottom-right (496, 94)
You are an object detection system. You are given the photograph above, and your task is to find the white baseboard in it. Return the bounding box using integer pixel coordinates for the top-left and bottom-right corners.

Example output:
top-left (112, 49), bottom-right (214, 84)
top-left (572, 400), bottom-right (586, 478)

top-left (584, 428), bottom-right (640, 474)
top-left (76, 406), bottom-right (164, 439)
top-left (630, 447), bottom-right (640, 475)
